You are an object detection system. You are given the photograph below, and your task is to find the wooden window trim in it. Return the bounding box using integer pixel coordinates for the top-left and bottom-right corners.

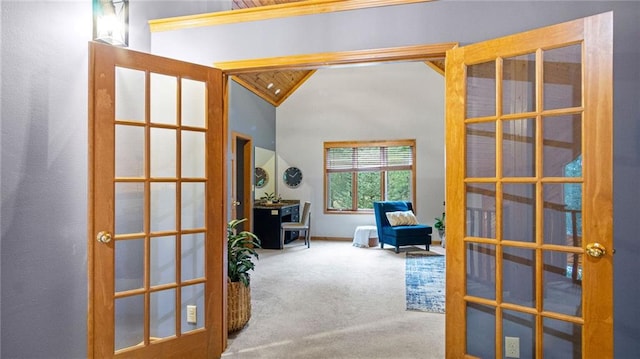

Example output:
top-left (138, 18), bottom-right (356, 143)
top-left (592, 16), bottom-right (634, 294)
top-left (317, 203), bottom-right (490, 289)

top-left (324, 139), bottom-right (416, 214)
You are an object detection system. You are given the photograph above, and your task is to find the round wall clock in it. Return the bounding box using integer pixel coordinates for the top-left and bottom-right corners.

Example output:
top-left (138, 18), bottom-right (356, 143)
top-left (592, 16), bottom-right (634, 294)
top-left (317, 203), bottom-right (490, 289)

top-left (283, 166), bottom-right (303, 188)
top-left (255, 167), bottom-right (268, 188)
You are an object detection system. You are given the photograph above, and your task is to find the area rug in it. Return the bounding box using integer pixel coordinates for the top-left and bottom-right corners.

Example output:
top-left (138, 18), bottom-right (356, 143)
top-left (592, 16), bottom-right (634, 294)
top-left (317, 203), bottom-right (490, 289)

top-left (405, 252), bottom-right (445, 313)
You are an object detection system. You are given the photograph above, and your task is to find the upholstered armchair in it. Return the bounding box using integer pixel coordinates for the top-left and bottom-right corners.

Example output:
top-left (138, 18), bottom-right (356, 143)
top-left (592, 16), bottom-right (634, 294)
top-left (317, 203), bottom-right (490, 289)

top-left (373, 201), bottom-right (432, 253)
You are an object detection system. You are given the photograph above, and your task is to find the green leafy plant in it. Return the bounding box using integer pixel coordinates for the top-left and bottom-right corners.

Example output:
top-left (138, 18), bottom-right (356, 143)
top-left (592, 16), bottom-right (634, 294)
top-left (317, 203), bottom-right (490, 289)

top-left (434, 212), bottom-right (445, 232)
top-left (261, 192), bottom-right (277, 202)
top-left (228, 218), bottom-right (261, 287)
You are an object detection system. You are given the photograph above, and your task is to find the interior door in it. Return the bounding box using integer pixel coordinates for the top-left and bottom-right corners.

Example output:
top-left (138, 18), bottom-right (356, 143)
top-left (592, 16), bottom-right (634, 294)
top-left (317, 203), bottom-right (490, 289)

top-left (88, 42), bottom-right (226, 358)
top-left (230, 132), bottom-right (252, 231)
top-left (445, 12), bottom-right (612, 358)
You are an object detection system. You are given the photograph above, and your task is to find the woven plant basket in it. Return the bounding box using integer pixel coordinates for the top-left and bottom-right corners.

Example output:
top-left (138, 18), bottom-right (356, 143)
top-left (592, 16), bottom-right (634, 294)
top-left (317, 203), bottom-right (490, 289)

top-left (228, 281), bottom-right (251, 333)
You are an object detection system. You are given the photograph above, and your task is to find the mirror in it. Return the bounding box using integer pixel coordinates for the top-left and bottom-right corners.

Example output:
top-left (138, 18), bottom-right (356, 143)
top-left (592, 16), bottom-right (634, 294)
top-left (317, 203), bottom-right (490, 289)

top-left (255, 147), bottom-right (276, 200)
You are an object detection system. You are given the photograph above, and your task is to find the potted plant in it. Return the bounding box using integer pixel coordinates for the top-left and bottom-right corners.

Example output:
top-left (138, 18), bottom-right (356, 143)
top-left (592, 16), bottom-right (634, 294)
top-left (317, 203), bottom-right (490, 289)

top-left (227, 218), bottom-right (261, 332)
top-left (434, 201), bottom-right (445, 247)
top-left (261, 192), bottom-right (277, 204)
top-left (434, 212), bottom-right (445, 238)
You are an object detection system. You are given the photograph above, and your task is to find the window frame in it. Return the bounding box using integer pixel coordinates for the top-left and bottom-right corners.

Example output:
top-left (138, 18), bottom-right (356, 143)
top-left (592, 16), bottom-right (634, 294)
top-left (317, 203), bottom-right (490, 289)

top-left (323, 139), bottom-right (417, 214)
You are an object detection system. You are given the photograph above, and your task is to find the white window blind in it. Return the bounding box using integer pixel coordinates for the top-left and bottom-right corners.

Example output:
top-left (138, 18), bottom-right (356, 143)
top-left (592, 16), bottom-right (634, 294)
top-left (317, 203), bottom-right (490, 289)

top-left (326, 145), bottom-right (413, 173)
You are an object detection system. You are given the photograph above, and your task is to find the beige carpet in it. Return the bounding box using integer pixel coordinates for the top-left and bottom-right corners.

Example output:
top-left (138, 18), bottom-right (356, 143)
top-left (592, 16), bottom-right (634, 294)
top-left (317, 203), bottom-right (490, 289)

top-left (223, 239), bottom-right (445, 358)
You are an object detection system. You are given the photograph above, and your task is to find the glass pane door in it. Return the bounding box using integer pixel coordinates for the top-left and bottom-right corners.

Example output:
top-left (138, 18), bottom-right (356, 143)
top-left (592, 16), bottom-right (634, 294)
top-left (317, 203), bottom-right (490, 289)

top-left (89, 42), bottom-right (224, 358)
top-left (445, 13), bottom-right (613, 359)
top-left (464, 44), bottom-right (583, 359)
top-left (113, 68), bottom-right (208, 352)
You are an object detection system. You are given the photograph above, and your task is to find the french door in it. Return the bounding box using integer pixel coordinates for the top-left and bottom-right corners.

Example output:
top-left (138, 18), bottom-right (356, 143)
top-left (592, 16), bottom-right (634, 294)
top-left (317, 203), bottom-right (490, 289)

top-left (445, 12), bottom-right (613, 358)
top-left (88, 42), bottom-right (226, 358)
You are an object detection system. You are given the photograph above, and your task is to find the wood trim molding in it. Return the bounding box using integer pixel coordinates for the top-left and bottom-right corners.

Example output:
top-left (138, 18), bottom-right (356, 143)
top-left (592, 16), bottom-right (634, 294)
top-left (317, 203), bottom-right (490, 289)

top-left (217, 43), bottom-right (458, 74)
top-left (149, 0), bottom-right (435, 32)
top-left (309, 236), bottom-right (353, 242)
top-left (425, 60), bottom-right (445, 76)
top-left (323, 139), bottom-right (417, 214)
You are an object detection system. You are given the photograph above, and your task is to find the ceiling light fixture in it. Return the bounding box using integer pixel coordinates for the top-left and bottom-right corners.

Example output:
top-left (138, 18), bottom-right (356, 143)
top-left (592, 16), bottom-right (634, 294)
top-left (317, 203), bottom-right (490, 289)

top-left (93, 0), bottom-right (129, 47)
top-left (267, 83), bottom-right (274, 89)
top-left (275, 89), bottom-right (281, 95)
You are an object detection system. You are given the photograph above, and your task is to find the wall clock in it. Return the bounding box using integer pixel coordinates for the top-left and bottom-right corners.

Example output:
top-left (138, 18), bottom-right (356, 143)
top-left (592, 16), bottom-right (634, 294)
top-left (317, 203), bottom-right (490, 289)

top-left (283, 166), bottom-right (303, 188)
top-left (255, 167), bottom-right (268, 188)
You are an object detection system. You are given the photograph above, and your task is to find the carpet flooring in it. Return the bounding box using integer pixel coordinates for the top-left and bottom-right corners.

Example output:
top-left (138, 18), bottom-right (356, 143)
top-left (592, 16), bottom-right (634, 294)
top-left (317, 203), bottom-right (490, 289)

top-left (405, 252), bottom-right (446, 313)
top-left (223, 240), bottom-right (445, 358)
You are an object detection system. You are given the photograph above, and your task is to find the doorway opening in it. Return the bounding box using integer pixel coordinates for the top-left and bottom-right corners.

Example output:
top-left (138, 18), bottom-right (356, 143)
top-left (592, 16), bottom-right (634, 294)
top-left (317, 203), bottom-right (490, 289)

top-left (221, 43), bottom-right (452, 351)
top-left (231, 132), bottom-right (253, 232)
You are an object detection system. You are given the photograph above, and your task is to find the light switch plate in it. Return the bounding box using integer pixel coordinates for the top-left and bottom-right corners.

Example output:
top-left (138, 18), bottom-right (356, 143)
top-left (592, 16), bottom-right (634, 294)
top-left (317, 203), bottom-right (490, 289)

top-left (187, 305), bottom-right (197, 324)
top-left (505, 336), bottom-right (520, 358)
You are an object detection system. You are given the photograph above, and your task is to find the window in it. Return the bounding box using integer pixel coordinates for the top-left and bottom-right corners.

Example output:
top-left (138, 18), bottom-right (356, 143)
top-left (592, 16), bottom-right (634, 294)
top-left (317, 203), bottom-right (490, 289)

top-left (324, 140), bottom-right (416, 213)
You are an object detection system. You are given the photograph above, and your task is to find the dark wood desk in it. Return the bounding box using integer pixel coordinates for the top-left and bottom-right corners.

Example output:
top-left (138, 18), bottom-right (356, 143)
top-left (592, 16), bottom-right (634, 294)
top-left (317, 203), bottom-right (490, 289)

top-left (253, 202), bottom-right (299, 249)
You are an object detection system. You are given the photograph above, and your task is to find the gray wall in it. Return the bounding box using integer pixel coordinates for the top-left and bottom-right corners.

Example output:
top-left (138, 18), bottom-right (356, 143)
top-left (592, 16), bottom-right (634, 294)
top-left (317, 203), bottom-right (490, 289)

top-left (275, 62), bottom-right (445, 238)
top-left (0, 1), bottom-right (236, 358)
top-left (227, 80), bottom-right (277, 218)
top-left (151, 1), bottom-right (635, 65)
top-left (129, 1), bottom-right (232, 53)
top-left (0, 2), bottom-right (3, 355)
top-left (613, 2), bottom-right (640, 354)
top-left (1, 2), bottom-right (91, 358)
top-left (152, 1), bottom-right (640, 356)
top-left (0, 1), bottom-right (638, 358)
top-left (229, 80), bottom-right (276, 151)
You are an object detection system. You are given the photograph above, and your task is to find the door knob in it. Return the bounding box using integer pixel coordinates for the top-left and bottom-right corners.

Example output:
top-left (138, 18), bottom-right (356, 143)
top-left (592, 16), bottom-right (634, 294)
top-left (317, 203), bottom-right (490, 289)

top-left (233, 201), bottom-right (241, 206)
top-left (97, 231), bottom-right (112, 244)
top-left (586, 242), bottom-right (606, 258)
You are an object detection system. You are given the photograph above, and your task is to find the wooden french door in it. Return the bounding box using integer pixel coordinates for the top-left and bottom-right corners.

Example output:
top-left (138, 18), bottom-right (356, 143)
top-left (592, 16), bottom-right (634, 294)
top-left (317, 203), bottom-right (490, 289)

top-left (88, 42), bottom-right (226, 358)
top-left (445, 12), bottom-right (612, 359)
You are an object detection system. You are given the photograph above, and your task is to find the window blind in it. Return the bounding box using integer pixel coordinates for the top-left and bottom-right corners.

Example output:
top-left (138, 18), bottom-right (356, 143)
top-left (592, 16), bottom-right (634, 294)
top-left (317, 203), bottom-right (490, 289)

top-left (326, 145), bottom-right (413, 173)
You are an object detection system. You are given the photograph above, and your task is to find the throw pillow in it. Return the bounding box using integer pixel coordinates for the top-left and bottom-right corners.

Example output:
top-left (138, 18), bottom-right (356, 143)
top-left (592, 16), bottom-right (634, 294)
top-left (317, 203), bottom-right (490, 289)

top-left (386, 210), bottom-right (418, 226)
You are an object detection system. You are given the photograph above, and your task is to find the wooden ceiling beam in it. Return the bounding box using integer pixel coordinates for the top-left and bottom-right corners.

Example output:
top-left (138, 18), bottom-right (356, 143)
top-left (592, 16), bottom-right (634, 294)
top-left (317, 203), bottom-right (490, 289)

top-left (216, 43), bottom-right (457, 74)
top-left (149, 0), bottom-right (435, 32)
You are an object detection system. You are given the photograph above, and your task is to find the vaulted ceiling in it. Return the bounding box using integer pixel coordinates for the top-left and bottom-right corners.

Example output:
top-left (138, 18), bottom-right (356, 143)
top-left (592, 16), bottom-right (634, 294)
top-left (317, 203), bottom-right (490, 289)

top-left (232, 0), bottom-right (306, 10)
top-left (229, 0), bottom-right (445, 106)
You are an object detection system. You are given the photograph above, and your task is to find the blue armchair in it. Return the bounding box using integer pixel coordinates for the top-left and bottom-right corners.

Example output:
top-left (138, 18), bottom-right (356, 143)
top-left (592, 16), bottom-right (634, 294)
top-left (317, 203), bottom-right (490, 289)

top-left (373, 201), bottom-right (432, 253)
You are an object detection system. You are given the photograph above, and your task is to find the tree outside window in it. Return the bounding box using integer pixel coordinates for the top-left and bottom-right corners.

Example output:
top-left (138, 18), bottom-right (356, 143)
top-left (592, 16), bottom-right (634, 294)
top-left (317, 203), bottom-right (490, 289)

top-left (325, 140), bottom-right (415, 213)
top-left (564, 155), bottom-right (582, 237)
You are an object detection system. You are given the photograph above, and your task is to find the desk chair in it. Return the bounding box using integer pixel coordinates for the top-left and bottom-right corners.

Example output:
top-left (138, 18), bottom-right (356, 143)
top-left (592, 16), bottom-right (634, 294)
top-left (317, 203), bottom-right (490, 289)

top-left (280, 201), bottom-right (311, 249)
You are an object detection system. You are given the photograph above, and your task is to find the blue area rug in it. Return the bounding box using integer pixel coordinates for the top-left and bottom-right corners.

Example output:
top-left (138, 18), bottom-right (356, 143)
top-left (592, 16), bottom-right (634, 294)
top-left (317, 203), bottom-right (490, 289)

top-left (405, 252), bottom-right (445, 313)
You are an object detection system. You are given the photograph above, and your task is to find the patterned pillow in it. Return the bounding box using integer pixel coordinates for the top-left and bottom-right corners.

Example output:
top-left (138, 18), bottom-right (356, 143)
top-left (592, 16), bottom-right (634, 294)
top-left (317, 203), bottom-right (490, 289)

top-left (385, 210), bottom-right (419, 226)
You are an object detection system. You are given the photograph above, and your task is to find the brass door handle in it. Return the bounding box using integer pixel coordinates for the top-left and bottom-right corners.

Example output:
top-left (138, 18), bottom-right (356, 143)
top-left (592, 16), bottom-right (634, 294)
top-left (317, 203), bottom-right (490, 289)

top-left (97, 231), bottom-right (112, 244)
top-left (586, 242), bottom-right (606, 258)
